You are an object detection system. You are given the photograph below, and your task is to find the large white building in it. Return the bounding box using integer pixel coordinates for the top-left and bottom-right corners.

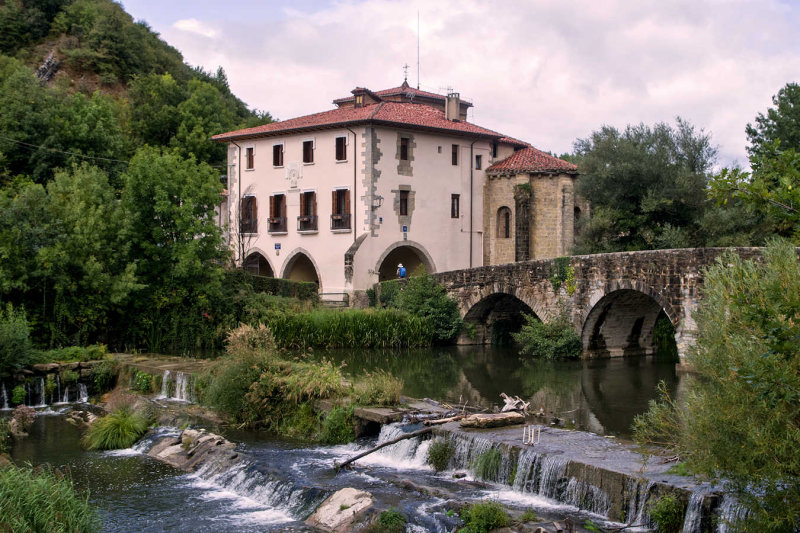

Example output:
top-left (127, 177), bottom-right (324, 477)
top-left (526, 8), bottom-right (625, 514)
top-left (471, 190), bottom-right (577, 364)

top-left (213, 82), bottom-right (578, 304)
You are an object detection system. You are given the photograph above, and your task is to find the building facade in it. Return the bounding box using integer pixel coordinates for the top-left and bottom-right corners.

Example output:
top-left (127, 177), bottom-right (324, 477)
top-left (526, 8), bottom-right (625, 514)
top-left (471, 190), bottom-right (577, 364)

top-left (213, 82), bottom-right (578, 304)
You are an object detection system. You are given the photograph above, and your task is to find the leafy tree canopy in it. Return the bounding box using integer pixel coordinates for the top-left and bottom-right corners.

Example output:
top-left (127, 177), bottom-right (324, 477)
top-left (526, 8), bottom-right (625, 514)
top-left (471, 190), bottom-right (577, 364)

top-left (573, 118), bottom-right (717, 253)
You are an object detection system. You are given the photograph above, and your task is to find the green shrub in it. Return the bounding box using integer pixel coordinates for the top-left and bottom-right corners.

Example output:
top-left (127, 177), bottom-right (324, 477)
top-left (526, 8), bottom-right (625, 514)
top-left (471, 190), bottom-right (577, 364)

top-left (224, 269), bottom-right (319, 302)
top-left (11, 385), bottom-right (25, 406)
top-left (378, 279), bottom-right (403, 307)
top-left (364, 509), bottom-right (407, 533)
top-left (33, 345), bottom-right (109, 364)
top-left (319, 406), bottom-right (354, 445)
top-left (131, 370), bottom-right (153, 393)
top-left (351, 371), bottom-right (403, 406)
top-left (0, 303), bottom-right (32, 375)
top-left (391, 273), bottom-right (462, 344)
top-left (0, 464), bottom-right (99, 532)
top-left (472, 448), bottom-right (503, 482)
top-left (366, 287), bottom-right (377, 307)
top-left (519, 509), bottom-right (538, 523)
top-left (512, 309), bottom-right (581, 360)
top-left (92, 360), bottom-right (118, 392)
top-left (83, 406), bottom-right (150, 450)
top-left (653, 315), bottom-right (679, 362)
top-left (12, 405), bottom-right (35, 433)
top-left (0, 419), bottom-right (10, 453)
top-left (60, 369), bottom-right (80, 384)
top-left (460, 501), bottom-right (510, 533)
top-left (427, 440), bottom-right (453, 472)
top-left (648, 494), bottom-right (685, 533)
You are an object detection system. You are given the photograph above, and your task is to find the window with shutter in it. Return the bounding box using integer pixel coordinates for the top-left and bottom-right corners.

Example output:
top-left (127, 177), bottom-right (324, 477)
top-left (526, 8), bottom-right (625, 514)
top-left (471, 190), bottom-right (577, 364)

top-left (245, 147), bottom-right (254, 170)
top-left (241, 196), bottom-right (257, 233)
top-left (331, 189), bottom-right (351, 230)
top-left (268, 194), bottom-right (286, 233)
top-left (451, 194), bottom-right (460, 218)
top-left (335, 137), bottom-right (347, 161)
top-left (299, 191), bottom-right (317, 231)
top-left (399, 190), bottom-right (409, 216)
top-left (400, 137), bottom-right (409, 161)
top-left (273, 144), bottom-right (283, 167)
top-left (303, 140), bottom-right (314, 163)
top-left (451, 144), bottom-right (459, 166)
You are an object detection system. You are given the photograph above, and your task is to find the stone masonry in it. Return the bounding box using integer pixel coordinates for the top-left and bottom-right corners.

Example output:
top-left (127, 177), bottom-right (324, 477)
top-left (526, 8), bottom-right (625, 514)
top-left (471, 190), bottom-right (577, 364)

top-left (434, 247), bottom-right (764, 363)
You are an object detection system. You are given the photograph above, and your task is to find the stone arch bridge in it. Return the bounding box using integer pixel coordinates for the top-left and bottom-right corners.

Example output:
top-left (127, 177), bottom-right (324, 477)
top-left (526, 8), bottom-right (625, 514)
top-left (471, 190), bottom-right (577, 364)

top-left (433, 248), bottom-right (762, 363)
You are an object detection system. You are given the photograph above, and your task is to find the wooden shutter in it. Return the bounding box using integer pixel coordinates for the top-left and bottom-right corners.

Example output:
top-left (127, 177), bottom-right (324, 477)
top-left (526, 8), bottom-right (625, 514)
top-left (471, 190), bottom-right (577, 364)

top-left (344, 190), bottom-right (350, 215)
top-left (269, 195), bottom-right (275, 219)
top-left (331, 190), bottom-right (337, 215)
top-left (281, 195), bottom-right (286, 219)
top-left (312, 192), bottom-right (317, 217)
top-left (251, 196), bottom-right (257, 233)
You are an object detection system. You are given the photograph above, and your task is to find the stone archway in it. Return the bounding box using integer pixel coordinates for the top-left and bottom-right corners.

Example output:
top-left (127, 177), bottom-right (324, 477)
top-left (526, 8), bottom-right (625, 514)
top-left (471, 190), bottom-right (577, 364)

top-left (281, 248), bottom-right (321, 288)
top-left (581, 288), bottom-right (674, 357)
top-left (375, 241), bottom-right (436, 281)
top-left (463, 293), bottom-right (537, 346)
top-left (243, 249), bottom-right (275, 277)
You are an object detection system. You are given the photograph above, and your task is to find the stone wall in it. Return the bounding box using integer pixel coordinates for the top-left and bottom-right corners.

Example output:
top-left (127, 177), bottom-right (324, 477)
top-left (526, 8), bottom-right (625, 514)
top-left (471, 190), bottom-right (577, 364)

top-left (435, 247), bottom-right (764, 362)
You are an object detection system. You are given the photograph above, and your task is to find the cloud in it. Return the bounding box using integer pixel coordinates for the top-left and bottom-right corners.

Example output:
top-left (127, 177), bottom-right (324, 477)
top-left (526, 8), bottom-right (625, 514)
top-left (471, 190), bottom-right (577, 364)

top-left (173, 18), bottom-right (218, 39)
top-left (155, 0), bottom-right (800, 168)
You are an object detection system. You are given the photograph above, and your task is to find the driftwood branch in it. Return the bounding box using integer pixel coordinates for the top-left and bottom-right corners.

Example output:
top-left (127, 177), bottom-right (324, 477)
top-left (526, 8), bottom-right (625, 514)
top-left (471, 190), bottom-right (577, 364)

top-left (423, 415), bottom-right (464, 426)
top-left (334, 427), bottom-right (432, 471)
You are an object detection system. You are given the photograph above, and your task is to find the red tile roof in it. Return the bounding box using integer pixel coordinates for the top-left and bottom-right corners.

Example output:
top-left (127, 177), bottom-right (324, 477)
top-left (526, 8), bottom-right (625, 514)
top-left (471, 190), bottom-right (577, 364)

top-left (486, 147), bottom-right (578, 174)
top-left (497, 135), bottom-right (530, 148)
top-left (212, 101), bottom-right (501, 141)
top-left (332, 81), bottom-right (472, 106)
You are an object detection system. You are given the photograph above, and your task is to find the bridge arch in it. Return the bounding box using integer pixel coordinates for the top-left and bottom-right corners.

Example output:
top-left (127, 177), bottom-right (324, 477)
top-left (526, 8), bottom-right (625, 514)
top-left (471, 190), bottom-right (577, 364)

top-left (580, 283), bottom-right (676, 358)
top-left (243, 248), bottom-right (275, 277)
top-left (463, 292), bottom-right (539, 346)
top-left (375, 240), bottom-right (436, 281)
top-left (280, 248), bottom-right (321, 289)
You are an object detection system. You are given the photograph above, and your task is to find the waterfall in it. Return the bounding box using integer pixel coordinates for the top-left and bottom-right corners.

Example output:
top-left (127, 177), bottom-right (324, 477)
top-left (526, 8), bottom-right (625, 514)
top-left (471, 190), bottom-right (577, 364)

top-left (61, 386), bottom-right (70, 404)
top-left (174, 372), bottom-right (191, 402)
top-left (716, 494), bottom-right (748, 533)
top-left (565, 478), bottom-right (610, 516)
top-left (35, 377), bottom-right (46, 407)
top-left (626, 478), bottom-right (655, 527)
top-left (0, 382), bottom-right (8, 410)
top-left (78, 383), bottom-right (89, 403)
top-left (158, 370), bottom-right (171, 399)
top-left (681, 490), bottom-right (705, 533)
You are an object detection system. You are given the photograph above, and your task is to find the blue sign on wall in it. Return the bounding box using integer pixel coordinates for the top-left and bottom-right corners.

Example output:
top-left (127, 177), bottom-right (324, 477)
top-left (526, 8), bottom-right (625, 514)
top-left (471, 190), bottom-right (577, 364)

top-left (402, 225), bottom-right (408, 233)
top-left (275, 243), bottom-right (281, 250)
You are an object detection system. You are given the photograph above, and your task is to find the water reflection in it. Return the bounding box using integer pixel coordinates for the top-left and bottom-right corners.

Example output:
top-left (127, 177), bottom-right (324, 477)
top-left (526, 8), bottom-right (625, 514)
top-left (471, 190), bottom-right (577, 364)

top-left (317, 346), bottom-right (680, 438)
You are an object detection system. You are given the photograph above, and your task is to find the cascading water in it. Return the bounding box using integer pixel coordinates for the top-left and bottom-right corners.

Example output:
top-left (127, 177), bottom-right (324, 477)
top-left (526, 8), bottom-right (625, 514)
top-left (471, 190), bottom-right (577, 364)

top-left (565, 478), bottom-right (610, 516)
top-left (61, 386), bottom-right (70, 404)
top-left (157, 370), bottom-right (193, 402)
top-left (0, 382), bottom-right (8, 410)
top-left (35, 377), bottom-right (46, 407)
top-left (174, 372), bottom-right (191, 402)
top-left (681, 490), bottom-right (705, 533)
top-left (716, 494), bottom-right (748, 533)
top-left (626, 478), bottom-right (655, 528)
top-left (158, 370), bottom-right (171, 399)
top-left (78, 383), bottom-right (89, 403)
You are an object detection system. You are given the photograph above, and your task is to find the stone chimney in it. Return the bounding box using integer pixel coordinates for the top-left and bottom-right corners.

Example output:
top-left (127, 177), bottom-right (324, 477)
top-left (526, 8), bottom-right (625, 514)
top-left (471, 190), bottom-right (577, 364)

top-left (446, 92), bottom-right (461, 121)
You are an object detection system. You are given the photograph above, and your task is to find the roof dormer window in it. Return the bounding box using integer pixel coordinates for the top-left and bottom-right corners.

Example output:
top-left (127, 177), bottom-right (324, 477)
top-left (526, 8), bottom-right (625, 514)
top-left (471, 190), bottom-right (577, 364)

top-left (355, 94), bottom-right (364, 107)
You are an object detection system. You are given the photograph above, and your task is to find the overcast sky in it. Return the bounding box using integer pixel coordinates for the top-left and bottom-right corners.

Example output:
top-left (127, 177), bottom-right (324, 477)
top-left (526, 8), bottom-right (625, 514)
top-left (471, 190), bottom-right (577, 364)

top-left (121, 0), bottom-right (800, 168)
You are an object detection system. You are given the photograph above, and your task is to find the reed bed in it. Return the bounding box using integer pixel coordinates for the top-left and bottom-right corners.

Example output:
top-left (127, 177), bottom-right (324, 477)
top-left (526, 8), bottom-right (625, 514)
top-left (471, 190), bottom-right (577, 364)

top-left (0, 464), bottom-right (99, 532)
top-left (260, 309), bottom-right (434, 349)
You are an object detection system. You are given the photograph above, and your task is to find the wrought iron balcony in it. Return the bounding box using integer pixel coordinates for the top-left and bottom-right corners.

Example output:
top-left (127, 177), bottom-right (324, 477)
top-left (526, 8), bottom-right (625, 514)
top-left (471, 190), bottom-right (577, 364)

top-left (297, 215), bottom-right (318, 232)
top-left (267, 216), bottom-right (287, 233)
top-left (330, 213), bottom-right (351, 230)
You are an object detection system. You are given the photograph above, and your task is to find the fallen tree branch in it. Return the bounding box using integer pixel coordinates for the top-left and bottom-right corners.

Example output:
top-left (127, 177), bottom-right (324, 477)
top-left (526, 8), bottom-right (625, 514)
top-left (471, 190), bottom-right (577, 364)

top-left (423, 415), bottom-right (464, 426)
top-left (334, 427), bottom-right (432, 471)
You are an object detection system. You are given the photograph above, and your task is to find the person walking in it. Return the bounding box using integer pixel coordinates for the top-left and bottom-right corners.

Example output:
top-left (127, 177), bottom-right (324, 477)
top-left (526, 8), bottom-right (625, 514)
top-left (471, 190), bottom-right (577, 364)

top-left (396, 263), bottom-right (406, 279)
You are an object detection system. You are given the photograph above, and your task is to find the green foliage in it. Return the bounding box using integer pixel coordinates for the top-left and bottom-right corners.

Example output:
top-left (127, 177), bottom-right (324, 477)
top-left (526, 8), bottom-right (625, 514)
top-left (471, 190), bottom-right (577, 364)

top-left (391, 273), bottom-right (462, 344)
top-left (472, 448), bottom-right (503, 482)
top-left (131, 370), bottom-right (153, 393)
top-left (12, 405), bottom-right (35, 433)
top-left (512, 309), bottom-right (581, 360)
top-left (224, 269), bottom-right (319, 302)
top-left (364, 509), bottom-right (407, 533)
top-left (648, 494), bottom-right (685, 533)
top-left (746, 82), bottom-right (800, 159)
top-left (0, 464), bottom-right (99, 532)
top-left (666, 462), bottom-right (691, 476)
top-left (549, 257), bottom-right (576, 295)
top-left (60, 369), bottom-right (79, 384)
top-left (573, 118), bottom-right (716, 253)
top-left (0, 418), bottom-right (10, 453)
top-left (11, 385), bottom-right (25, 405)
top-left (318, 406), bottom-right (355, 445)
top-left (519, 509), bottom-right (538, 523)
top-left (0, 303), bottom-right (32, 375)
top-left (92, 360), bottom-right (117, 392)
top-left (351, 371), bottom-right (403, 406)
top-left (257, 308), bottom-right (433, 350)
top-left (652, 315), bottom-right (679, 362)
top-left (378, 280), bottom-right (402, 307)
top-left (460, 501), bottom-right (510, 533)
top-left (83, 406), bottom-right (150, 450)
top-left (634, 240), bottom-right (800, 530)
top-left (427, 440), bottom-right (453, 472)
top-left (34, 344), bottom-right (108, 364)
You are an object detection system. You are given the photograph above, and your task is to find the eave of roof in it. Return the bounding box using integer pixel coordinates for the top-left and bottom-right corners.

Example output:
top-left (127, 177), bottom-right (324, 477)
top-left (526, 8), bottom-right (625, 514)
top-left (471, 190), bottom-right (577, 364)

top-left (486, 146), bottom-right (578, 175)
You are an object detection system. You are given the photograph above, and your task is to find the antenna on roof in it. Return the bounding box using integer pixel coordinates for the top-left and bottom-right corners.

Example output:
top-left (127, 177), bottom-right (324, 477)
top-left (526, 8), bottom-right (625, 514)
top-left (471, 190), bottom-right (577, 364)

top-left (402, 63), bottom-right (409, 83)
top-left (416, 11), bottom-right (420, 89)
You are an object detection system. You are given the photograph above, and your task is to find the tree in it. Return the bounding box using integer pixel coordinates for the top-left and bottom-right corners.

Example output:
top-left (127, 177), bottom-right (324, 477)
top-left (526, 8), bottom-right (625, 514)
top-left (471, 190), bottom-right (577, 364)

top-left (171, 79), bottom-right (234, 165)
top-left (392, 273), bottom-right (462, 344)
top-left (634, 240), bottom-right (800, 531)
top-left (573, 118), bottom-right (717, 253)
top-left (746, 82), bottom-right (800, 159)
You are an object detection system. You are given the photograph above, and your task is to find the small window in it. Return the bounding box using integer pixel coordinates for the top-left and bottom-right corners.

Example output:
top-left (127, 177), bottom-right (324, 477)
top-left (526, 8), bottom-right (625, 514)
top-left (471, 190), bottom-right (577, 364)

top-left (451, 194), bottom-right (460, 218)
top-left (273, 144), bottom-right (283, 167)
top-left (475, 155), bottom-right (482, 170)
top-left (335, 136), bottom-right (347, 161)
top-left (497, 207), bottom-right (511, 239)
top-left (240, 196), bottom-right (257, 233)
top-left (451, 144), bottom-right (459, 166)
top-left (492, 142), bottom-right (498, 158)
top-left (245, 147), bottom-right (254, 170)
top-left (399, 190), bottom-right (409, 216)
top-left (331, 189), bottom-right (351, 230)
top-left (355, 94), bottom-right (364, 107)
top-left (268, 194), bottom-right (287, 233)
top-left (400, 137), bottom-right (409, 161)
top-left (303, 140), bottom-right (314, 163)
top-left (437, 146), bottom-right (442, 153)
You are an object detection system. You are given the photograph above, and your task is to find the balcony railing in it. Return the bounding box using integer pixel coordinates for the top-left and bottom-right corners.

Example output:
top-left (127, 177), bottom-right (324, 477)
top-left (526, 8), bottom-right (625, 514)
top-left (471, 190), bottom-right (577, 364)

top-left (330, 213), bottom-right (351, 230)
top-left (297, 215), bottom-right (318, 232)
top-left (267, 216), bottom-right (287, 233)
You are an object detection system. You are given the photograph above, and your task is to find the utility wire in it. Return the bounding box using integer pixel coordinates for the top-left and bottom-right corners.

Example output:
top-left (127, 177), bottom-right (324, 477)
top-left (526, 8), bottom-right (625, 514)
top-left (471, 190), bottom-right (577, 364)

top-left (0, 134), bottom-right (227, 169)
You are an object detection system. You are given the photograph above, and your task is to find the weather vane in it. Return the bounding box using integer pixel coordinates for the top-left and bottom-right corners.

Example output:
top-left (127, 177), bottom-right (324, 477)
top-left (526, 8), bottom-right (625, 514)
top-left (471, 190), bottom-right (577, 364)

top-left (402, 63), bottom-right (409, 83)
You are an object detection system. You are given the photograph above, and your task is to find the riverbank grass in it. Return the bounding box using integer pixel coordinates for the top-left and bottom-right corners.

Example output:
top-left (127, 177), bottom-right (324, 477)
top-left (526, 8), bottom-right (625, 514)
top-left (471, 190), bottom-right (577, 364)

top-left (460, 501), bottom-right (510, 533)
top-left (0, 464), bottom-right (99, 532)
top-left (83, 406), bottom-right (150, 450)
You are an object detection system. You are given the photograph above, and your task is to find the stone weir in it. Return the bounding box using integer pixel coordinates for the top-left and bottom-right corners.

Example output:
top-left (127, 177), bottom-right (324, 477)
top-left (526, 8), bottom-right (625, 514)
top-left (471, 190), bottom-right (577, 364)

top-left (431, 420), bottom-right (719, 531)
